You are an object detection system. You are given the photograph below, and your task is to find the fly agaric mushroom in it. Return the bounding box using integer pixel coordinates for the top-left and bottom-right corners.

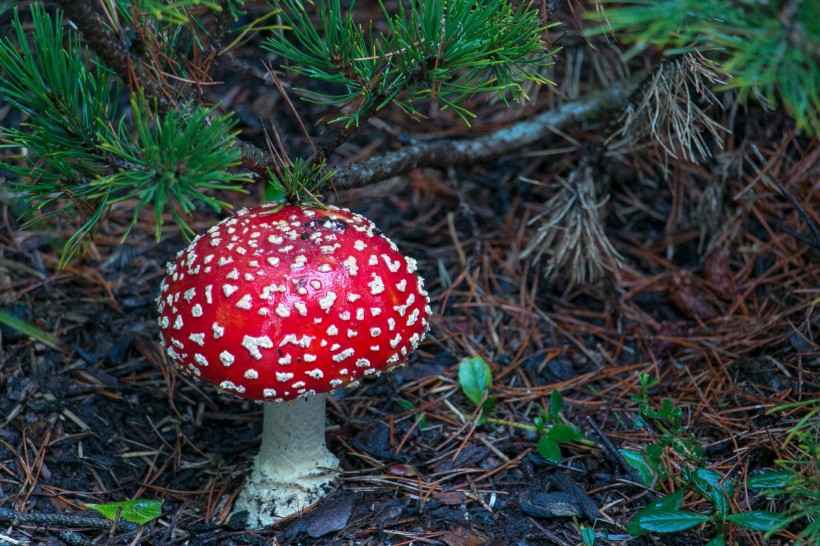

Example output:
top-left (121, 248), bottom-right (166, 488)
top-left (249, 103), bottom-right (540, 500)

top-left (156, 203), bottom-right (430, 527)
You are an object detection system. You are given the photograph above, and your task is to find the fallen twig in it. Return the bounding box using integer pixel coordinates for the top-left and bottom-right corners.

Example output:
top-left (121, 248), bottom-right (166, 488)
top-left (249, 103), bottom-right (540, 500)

top-left (329, 78), bottom-right (640, 190)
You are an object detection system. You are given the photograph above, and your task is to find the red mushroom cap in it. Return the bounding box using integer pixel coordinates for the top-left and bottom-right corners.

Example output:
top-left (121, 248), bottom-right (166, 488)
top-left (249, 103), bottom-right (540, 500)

top-left (157, 203), bottom-right (431, 402)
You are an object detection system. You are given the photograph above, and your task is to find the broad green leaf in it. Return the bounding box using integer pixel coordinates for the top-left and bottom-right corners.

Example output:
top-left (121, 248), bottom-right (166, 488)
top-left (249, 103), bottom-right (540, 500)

top-left (708, 488), bottom-right (730, 518)
top-left (580, 526), bottom-right (596, 545)
top-left (458, 356), bottom-right (492, 406)
top-left (548, 424), bottom-right (581, 443)
top-left (747, 471), bottom-right (794, 489)
top-left (632, 509), bottom-right (711, 534)
top-left (0, 310), bottom-right (60, 350)
top-left (537, 436), bottom-right (562, 462)
top-left (726, 511), bottom-right (784, 531)
top-left (660, 398), bottom-right (675, 419)
top-left (626, 490), bottom-right (687, 535)
top-left (684, 467), bottom-right (733, 516)
top-left (695, 468), bottom-right (733, 495)
top-left (655, 489), bottom-right (687, 510)
top-left (87, 499), bottom-right (162, 525)
top-left (619, 448), bottom-right (655, 487)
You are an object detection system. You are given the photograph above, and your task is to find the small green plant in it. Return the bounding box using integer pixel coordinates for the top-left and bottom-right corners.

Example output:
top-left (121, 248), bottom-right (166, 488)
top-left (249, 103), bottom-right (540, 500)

top-left (621, 373), bottom-right (782, 543)
top-left (577, 520), bottom-right (597, 545)
top-left (457, 356), bottom-right (496, 421)
top-left (457, 356), bottom-right (589, 462)
top-left (395, 398), bottom-right (429, 430)
top-left (749, 399), bottom-right (820, 544)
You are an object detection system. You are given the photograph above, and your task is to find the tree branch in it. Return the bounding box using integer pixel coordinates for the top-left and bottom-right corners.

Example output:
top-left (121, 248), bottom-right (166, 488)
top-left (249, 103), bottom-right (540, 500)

top-left (56, 0), bottom-right (172, 111)
top-left (57, 0), bottom-right (638, 191)
top-left (55, 1), bottom-right (132, 83)
top-left (328, 78), bottom-right (640, 190)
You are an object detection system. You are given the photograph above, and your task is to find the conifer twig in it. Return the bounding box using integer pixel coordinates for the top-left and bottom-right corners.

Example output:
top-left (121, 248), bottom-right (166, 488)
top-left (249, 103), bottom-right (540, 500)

top-left (55, 0), bottom-right (172, 112)
top-left (233, 76), bottom-right (639, 186)
top-left (55, 1), bottom-right (131, 82)
top-left (329, 77), bottom-right (639, 190)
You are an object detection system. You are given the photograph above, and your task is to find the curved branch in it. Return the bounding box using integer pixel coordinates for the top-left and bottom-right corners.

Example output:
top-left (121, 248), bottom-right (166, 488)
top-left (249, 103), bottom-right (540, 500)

top-left (329, 78), bottom-right (640, 190)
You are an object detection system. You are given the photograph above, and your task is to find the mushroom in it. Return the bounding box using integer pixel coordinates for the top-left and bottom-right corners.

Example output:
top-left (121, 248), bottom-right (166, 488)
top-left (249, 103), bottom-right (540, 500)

top-left (156, 203), bottom-right (431, 528)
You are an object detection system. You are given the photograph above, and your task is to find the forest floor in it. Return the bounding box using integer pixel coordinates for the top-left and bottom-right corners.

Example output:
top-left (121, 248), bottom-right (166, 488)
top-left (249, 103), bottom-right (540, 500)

top-left (1, 3), bottom-right (818, 546)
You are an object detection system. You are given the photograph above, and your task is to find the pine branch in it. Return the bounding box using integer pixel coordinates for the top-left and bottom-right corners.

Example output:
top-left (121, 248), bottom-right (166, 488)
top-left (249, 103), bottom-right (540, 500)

top-left (329, 77), bottom-right (639, 190)
top-left (0, 5), bottom-right (249, 265)
top-left (53, 0), bottom-right (177, 111)
top-left (265, 0), bottom-right (555, 127)
top-left (587, 0), bottom-right (820, 135)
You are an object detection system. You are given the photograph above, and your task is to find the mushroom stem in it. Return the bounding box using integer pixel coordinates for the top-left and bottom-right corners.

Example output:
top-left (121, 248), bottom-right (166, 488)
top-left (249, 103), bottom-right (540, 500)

top-left (233, 394), bottom-right (340, 528)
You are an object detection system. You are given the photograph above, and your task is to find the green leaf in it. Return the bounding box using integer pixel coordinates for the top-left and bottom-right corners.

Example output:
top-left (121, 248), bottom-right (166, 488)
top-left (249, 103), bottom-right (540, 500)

top-left (660, 398), bottom-right (675, 419)
top-left (580, 526), bottom-right (596, 545)
top-left (705, 535), bottom-right (725, 546)
top-left (630, 509), bottom-right (711, 534)
top-left (549, 390), bottom-right (564, 420)
top-left (644, 443), bottom-right (663, 465)
top-left (396, 398), bottom-right (428, 429)
top-left (0, 310), bottom-right (60, 350)
top-left (537, 436), bottom-right (562, 463)
top-left (548, 424), bottom-right (581, 444)
top-left (86, 499), bottom-right (162, 525)
top-left (683, 467), bottom-right (733, 516)
top-left (626, 490), bottom-right (687, 535)
top-left (264, 183), bottom-right (286, 203)
top-left (480, 396), bottom-right (496, 421)
top-left (396, 399), bottom-right (415, 412)
top-left (619, 448), bottom-right (655, 487)
top-left (458, 356), bottom-right (493, 406)
top-left (747, 471), bottom-right (794, 489)
top-left (726, 511), bottom-right (784, 531)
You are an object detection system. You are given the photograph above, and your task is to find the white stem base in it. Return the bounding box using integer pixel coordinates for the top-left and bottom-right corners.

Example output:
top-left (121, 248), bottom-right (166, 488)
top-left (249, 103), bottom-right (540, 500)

top-left (233, 395), bottom-right (340, 528)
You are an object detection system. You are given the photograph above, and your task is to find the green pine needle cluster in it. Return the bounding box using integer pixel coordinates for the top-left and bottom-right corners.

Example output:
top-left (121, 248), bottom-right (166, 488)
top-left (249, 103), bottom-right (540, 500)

top-left (265, 0), bottom-right (555, 126)
top-left (266, 157), bottom-right (334, 205)
top-left (0, 5), bottom-right (249, 266)
top-left (587, 0), bottom-right (820, 135)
